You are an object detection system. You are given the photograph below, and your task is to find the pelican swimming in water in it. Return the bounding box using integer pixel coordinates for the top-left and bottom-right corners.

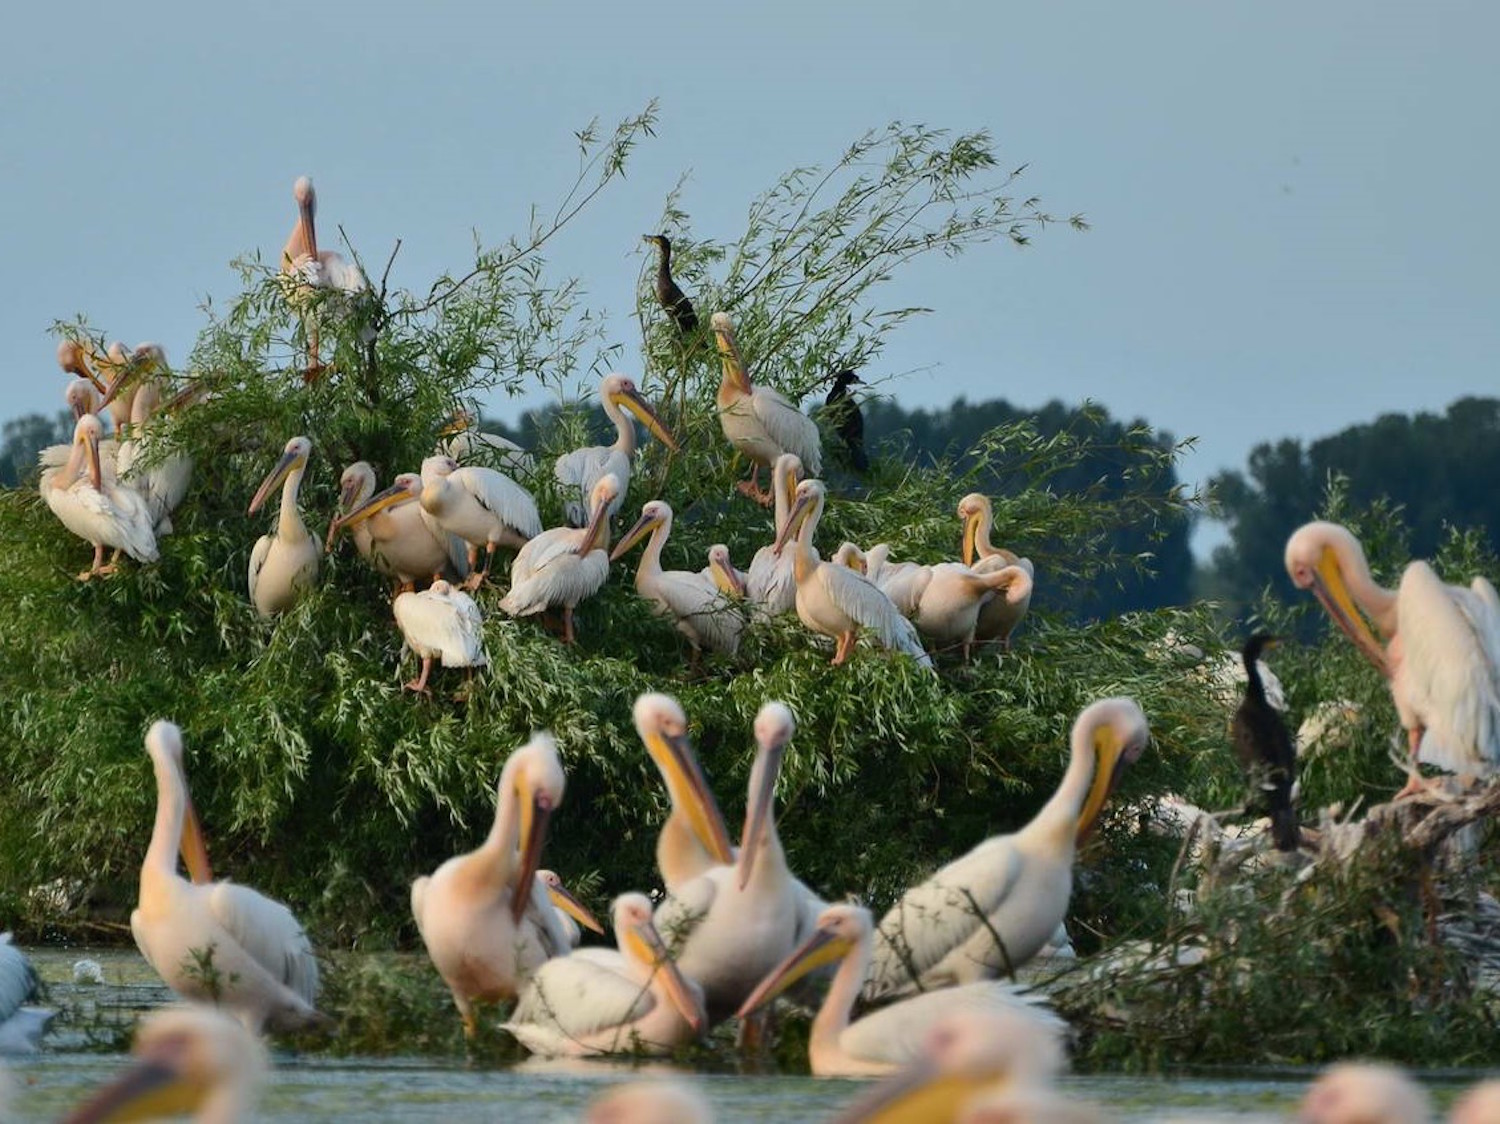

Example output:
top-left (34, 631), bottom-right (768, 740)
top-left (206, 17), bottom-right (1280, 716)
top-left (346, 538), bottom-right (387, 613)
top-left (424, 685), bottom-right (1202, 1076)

top-left (1285, 520), bottom-right (1500, 795)
top-left (711, 312), bottom-right (822, 504)
top-left (418, 455), bottom-right (540, 589)
top-left (498, 473), bottom-right (619, 644)
top-left (863, 698), bottom-right (1150, 1002)
top-left (503, 892), bottom-right (707, 1057)
top-left (411, 733), bottom-right (581, 1037)
top-left (247, 436), bottom-right (319, 617)
top-left (740, 904), bottom-right (1064, 1077)
top-left (438, 406), bottom-right (534, 476)
top-left (554, 373), bottom-right (678, 526)
top-left (43, 414), bottom-right (158, 580)
top-left (61, 1005), bottom-right (268, 1124)
top-left (332, 470), bottom-right (471, 590)
top-left (280, 175), bottom-right (368, 379)
top-left (131, 721), bottom-right (326, 1033)
top-left (745, 452), bottom-right (806, 617)
top-left (392, 579), bottom-right (488, 694)
top-left (612, 500), bottom-right (748, 657)
top-left (773, 479), bottom-right (933, 670)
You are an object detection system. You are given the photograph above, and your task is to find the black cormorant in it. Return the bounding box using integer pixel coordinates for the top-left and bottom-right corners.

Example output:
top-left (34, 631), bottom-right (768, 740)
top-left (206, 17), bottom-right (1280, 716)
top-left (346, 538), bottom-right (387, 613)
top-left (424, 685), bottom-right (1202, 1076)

top-left (1230, 632), bottom-right (1299, 851)
top-left (642, 234), bottom-right (698, 336)
top-left (823, 369), bottom-right (868, 472)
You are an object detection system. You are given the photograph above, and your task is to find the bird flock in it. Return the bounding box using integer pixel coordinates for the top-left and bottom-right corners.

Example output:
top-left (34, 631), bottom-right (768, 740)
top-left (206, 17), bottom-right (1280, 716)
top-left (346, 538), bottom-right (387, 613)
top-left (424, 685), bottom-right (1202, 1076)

top-left (17, 176), bottom-right (1500, 1121)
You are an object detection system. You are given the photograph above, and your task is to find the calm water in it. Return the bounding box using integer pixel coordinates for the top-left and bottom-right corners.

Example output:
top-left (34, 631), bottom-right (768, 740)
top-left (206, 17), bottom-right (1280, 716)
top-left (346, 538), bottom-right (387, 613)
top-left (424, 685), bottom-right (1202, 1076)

top-left (6, 949), bottom-right (1474, 1121)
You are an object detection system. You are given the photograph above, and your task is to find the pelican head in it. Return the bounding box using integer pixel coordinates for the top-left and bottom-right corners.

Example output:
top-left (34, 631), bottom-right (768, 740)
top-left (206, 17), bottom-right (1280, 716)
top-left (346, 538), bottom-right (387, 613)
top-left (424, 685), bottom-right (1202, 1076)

top-left (248, 435), bottom-right (312, 515)
top-left (585, 1079), bottom-right (713, 1124)
top-left (1298, 1062), bottom-right (1431, 1124)
top-left (831, 542), bottom-right (867, 574)
top-left (64, 379), bottom-right (99, 422)
top-left (613, 893), bottom-right (706, 1035)
top-left (536, 869), bottom-right (605, 935)
top-left (706, 544), bottom-right (747, 598)
top-left (292, 175), bottom-right (318, 259)
top-left (72, 414), bottom-right (105, 489)
top-left (577, 473), bottom-right (622, 556)
top-left (1284, 522), bottom-right (1388, 674)
top-left (958, 493), bottom-right (993, 567)
top-left (420, 454), bottom-right (460, 481)
top-left (738, 702), bottom-right (795, 889)
top-left (58, 338), bottom-right (86, 374)
top-left (602, 372), bottom-right (678, 451)
top-left (144, 721), bottom-right (213, 884)
top-left (773, 478), bottom-right (827, 555)
top-left (632, 693), bottom-right (733, 865)
top-left (611, 499), bottom-right (672, 562)
top-left (1074, 698), bottom-right (1150, 845)
top-left (737, 903), bottom-right (867, 1018)
top-left (339, 472), bottom-right (422, 530)
top-left (61, 1005), bottom-right (267, 1124)
top-left (336, 462), bottom-right (376, 514)
top-left (506, 733), bottom-right (566, 923)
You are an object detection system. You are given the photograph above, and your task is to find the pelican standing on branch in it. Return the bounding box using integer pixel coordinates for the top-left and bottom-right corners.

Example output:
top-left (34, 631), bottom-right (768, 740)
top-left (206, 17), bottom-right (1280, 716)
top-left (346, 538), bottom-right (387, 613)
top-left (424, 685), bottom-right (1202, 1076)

top-left (280, 175), bottom-right (368, 380)
top-left (959, 493), bottom-right (1035, 649)
top-left (43, 414), bottom-right (157, 580)
top-left (745, 452), bottom-right (806, 617)
top-left (553, 373), bottom-right (678, 526)
top-left (332, 471), bottom-right (471, 590)
top-left (711, 312), bottom-right (822, 504)
top-left (1284, 520), bottom-right (1500, 795)
top-left (438, 407), bottom-right (534, 475)
top-left (392, 579), bottom-right (488, 695)
top-left (418, 455), bottom-right (541, 589)
top-left (108, 345), bottom-right (193, 536)
top-left (131, 721), bottom-right (326, 1034)
top-left (863, 698), bottom-right (1150, 1001)
top-left (247, 436), bottom-right (319, 617)
top-left (498, 473), bottom-right (619, 644)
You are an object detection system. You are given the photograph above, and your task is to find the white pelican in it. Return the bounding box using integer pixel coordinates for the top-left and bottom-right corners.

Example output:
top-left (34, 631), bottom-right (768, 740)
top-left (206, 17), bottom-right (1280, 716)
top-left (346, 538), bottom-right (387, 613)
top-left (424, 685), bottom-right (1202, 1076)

top-left (632, 693), bottom-right (736, 893)
top-left (280, 175), bottom-right (368, 378)
top-left (585, 1080), bottom-right (714, 1124)
top-left (773, 479), bottom-right (933, 670)
top-left (702, 544), bottom-right (750, 603)
top-left (60, 1005), bottom-right (267, 1124)
top-left (861, 547), bottom-right (1034, 658)
top-left (745, 452), bottom-right (806, 616)
top-left (1298, 1062), bottom-right (1431, 1124)
top-left (535, 870), bottom-right (605, 948)
top-left (38, 379), bottom-right (117, 480)
top-left (438, 407), bottom-right (534, 476)
top-left (503, 892), bottom-right (706, 1057)
top-left (332, 470), bottom-right (471, 589)
top-left (418, 455), bottom-right (541, 589)
top-left (863, 697), bottom-right (1150, 1002)
top-left (132, 721), bottom-right (325, 1033)
top-left (960, 493), bottom-right (1036, 648)
top-left (410, 733), bottom-right (576, 1036)
top-left (740, 904), bottom-right (1063, 1078)
top-left (654, 702), bottom-right (807, 1024)
top-left (554, 372), bottom-right (678, 525)
top-left (56, 338), bottom-right (108, 398)
top-left (0, 934), bottom-right (53, 1052)
top-left (829, 1009), bottom-right (1071, 1124)
top-left (497, 473), bottom-right (619, 644)
top-left (57, 339), bottom-right (136, 434)
top-left (711, 312), bottom-right (822, 503)
top-left (612, 500), bottom-right (748, 657)
top-left (110, 347), bottom-right (192, 536)
top-left (392, 579), bottom-right (488, 694)
top-left (43, 414), bottom-right (158, 580)
top-left (1285, 520), bottom-right (1500, 794)
top-left (246, 436), bottom-right (319, 617)
top-left (326, 461), bottom-right (379, 562)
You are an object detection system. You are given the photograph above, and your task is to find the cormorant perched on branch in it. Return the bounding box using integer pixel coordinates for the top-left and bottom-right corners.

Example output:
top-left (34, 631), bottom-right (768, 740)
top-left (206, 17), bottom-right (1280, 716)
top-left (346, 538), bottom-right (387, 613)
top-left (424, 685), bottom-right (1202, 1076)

top-left (1231, 632), bottom-right (1299, 851)
top-left (823, 369), bottom-right (868, 472)
top-left (642, 234), bottom-right (698, 336)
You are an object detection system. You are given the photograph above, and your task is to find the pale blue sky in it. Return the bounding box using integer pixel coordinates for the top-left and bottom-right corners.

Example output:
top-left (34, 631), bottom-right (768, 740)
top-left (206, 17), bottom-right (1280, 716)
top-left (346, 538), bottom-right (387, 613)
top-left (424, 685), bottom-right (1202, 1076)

top-left (4, 2), bottom-right (1496, 552)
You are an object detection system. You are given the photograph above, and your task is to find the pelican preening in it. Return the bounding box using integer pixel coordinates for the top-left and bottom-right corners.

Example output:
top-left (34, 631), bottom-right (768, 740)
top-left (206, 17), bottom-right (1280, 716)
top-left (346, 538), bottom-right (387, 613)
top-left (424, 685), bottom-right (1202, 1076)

top-left (643, 234), bottom-right (699, 336)
top-left (418, 455), bottom-right (541, 589)
top-left (43, 414), bottom-right (159, 580)
top-left (333, 469), bottom-right (472, 589)
top-left (711, 312), bottom-right (823, 503)
top-left (503, 892), bottom-right (706, 1057)
top-left (112, 351), bottom-right (193, 537)
top-left (246, 436), bottom-right (320, 617)
top-left (392, 579), bottom-right (487, 694)
top-left (959, 493), bottom-right (1036, 649)
top-left (411, 733), bottom-right (573, 1037)
top-left (864, 549), bottom-right (1034, 658)
top-left (554, 373), bottom-right (679, 526)
top-left (498, 473), bottom-right (620, 644)
top-left (1285, 520), bottom-right (1500, 794)
top-left (745, 452), bottom-right (806, 617)
top-left (864, 698), bottom-right (1150, 1001)
top-left (280, 175), bottom-right (369, 379)
top-left (612, 500), bottom-right (748, 657)
top-left (1231, 633), bottom-right (1298, 851)
top-left (132, 721), bottom-right (326, 1034)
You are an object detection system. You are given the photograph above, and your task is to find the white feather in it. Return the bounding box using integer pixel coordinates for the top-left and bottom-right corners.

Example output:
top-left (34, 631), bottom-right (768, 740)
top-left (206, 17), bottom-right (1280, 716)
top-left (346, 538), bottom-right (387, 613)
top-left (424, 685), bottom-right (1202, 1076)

top-left (394, 585), bottom-right (488, 668)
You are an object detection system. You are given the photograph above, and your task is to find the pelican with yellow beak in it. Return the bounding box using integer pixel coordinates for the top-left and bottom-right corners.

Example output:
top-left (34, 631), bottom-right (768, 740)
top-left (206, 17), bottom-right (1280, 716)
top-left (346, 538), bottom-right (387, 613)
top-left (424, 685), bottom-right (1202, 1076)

top-left (745, 452), bottom-right (807, 616)
top-left (131, 721), bottom-right (326, 1034)
top-left (503, 892), bottom-right (707, 1057)
top-left (418, 455), bottom-right (541, 589)
top-left (739, 904), bottom-right (1064, 1078)
top-left (711, 312), bottom-right (822, 504)
top-left (612, 500), bottom-right (748, 657)
top-left (632, 693), bottom-right (736, 892)
top-left (1285, 520), bottom-right (1500, 795)
top-left (554, 373), bottom-right (678, 525)
top-left (280, 176), bottom-right (368, 379)
top-left (498, 473), bottom-right (620, 644)
top-left (61, 1005), bottom-right (268, 1124)
top-left (959, 493), bottom-right (1036, 649)
top-left (246, 436), bottom-right (319, 617)
top-left (331, 470), bottom-right (471, 590)
top-left (535, 870), bottom-right (606, 948)
top-left (107, 345), bottom-right (193, 537)
top-left (863, 698), bottom-right (1150, 1002)
top-left (411, 733), bottom-right (584, 1037)
top-left (43, 414), bottom-right (158, 580)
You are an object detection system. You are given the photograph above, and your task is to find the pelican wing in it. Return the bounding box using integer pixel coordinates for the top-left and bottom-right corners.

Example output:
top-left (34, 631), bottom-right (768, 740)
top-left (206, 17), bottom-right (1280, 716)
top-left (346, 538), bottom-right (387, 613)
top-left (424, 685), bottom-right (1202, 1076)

top-left (840, 981), bottom-right (1062, 1068)
top-left (652, 874), bottom-right (720, 959)
top-left (874, 562), bottom-right (932, 619)
top-left (500, 549), bottom-right (610, 617)
top-left (864, 836), bottom-right (1024, 1001)
top-left (442, 431), bottom-right (534, 475)
top-left (95, 483), bottom-right (159, 562)
top-left (649, 570), bottom-right (745, 654)
top-left (453, 466), bottom-right (542, 538)
top-left (206, 881), bottom-right (320, 1007)
top-left (508, 951), bottom-right (658, 1041)
top-left (747, 545), bottom-right (799, 616)
top-left (247, 533), bottom-right (273, 606)
top-left (509, 528), bottom-right (585, 586)
top-left (817, 565), bottom-right (934, 668)
top-left (747, 386), bottom-right (822, 474)
top-left (554, 446), bottom-right (626, 526)
top-left (394, 589), bottom-right (487, 667)
top-left (314, 252), bottom-right (369, 293)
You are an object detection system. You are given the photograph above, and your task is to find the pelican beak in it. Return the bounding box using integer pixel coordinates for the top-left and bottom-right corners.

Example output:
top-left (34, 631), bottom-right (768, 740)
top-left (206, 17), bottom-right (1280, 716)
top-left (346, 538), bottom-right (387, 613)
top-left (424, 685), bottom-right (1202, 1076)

top-left (736, 926), bottom-right (852, 1019)
top-left (1309, 549), bottom-right (1388, 675)
top-left (161, 381), bottom-right (206, 414)
top-left (609, 510), bottom-right (659, 562)
top-left (772, 492), bottom-right (814, 556)
top-left (962, 512), bottom-right (980, 567)
top-left (1076, 726), bottom-right (1146, 846)
top-left (60, 341), bottom-right (107, 394)
top-left (576, 495), bottom-right (613, 556)
top-left (544, 880), bottom-right (604, 935)
top-left (248, 448), bottom-right (304, 515)
top-left (300, 192), bottom-right (318, 260)
top-left (60, 1058), bottom-right (207, 1123)
top-left (340, 481), bottom-right (413, 528)
top-left (644, 729), bottom-right (734, 865)
top-left (84, 427), bottom-right (103, 489)
top-left (828, 1061), bottom-right (995, 1124)
top-left (180, 794), bottom-right (214, 885)
top-left (628, 918), bottom-right (705, 1034)
top-left (98, 362), bottom-right (137, 409)
top-left (337, 473), bottom-right (365, 515)
top-left (710, 556), bottom-right (747, 598)
top-left (510, 788), bottom-right (555, 923)
top-left (614, 386), bottom-right (679, 452)
top-left (737, 739), bottom-right (785, 890)
top-left (713, 322), bottom-right (752, 394)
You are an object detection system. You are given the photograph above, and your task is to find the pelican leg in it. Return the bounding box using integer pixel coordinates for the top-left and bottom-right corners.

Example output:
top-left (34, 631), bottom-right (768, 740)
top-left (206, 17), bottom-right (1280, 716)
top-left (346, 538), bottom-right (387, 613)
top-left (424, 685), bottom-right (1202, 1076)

top-left (736, 464), bottom-right (773, 506)
top-left (77, 543), bottom-right (108, 581)
top-left (302, 323), bottom-right (325, 383)
top-left (832, 631), bottom-right (857, 665)
top-left (736, 1005), bottom-right (771, 1056)
top-left (404, 657), bottom-right (435, 695)
top-left (562, 606), bottom-right (577, 645)
top-left (461, 544), bottom-right (494, 592)
top-left (1394, 726), bottom-right (1430, 799)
